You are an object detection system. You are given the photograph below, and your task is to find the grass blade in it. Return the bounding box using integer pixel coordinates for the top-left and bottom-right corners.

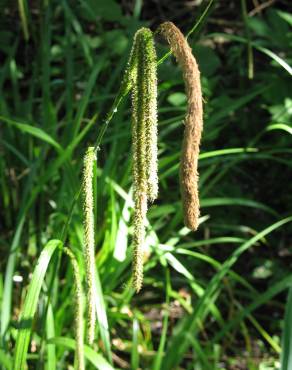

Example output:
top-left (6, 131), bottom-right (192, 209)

top-left (13, 239), bottom-right (61, 370)
top-left (206, 33), bottom-right (292, 75)
top-left (162, 217), bottom-right (292, 369)
top-left (1, 216), bottom-right (25, 342)
top-left (48, 337), bottom-right (114, 370)
top-left (94, 268), bottom-right (112, 363)
top-left (281, 288), bottom-right (292, 369)
top-left (212, 275), bottom-right (292, 347)
top-left (0, 349), bottom-right (12, 370)
top-left (152, 269), bottom-right (170, 370)
top-left (0, 116), bottom-right (62, 151)
top-left (131, 317), bottom-right (140, 369)
top-left (201, 197), bottom-right (278, 217)
top-left (46, 302), bottom-right (56, 370)
top-left (266, 123), bottom-right (292, 136)
top-left (17, 0), bottom-right (29, 41)
top-left (72, 60), bottom-right (105, 140)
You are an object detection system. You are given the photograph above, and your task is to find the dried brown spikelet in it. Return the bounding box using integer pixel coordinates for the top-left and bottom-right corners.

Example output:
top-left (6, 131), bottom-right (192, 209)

top-left (158, 22), bottom-right (203, 231)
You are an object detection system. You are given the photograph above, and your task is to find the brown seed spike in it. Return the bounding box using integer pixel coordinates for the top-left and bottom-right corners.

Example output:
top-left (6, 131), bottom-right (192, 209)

top-left (158, 22), bottom-right (203, 231)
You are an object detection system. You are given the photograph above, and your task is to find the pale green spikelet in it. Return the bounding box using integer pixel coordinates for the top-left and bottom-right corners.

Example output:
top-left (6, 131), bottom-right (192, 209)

top-left (135, 28), bottom-right (158, 202)
top-left (63, 247), bottom-right (85, 370)
top-left (120, 36), bottom-right (138, 97)
top-left (130, 28), bottom-right (158, 292)
top-left (82, 146), bottom-right (96, 345)
top-left (132, 192), bottom-right (147, 292)
top-left (143, 32), bottom-right (158, 202)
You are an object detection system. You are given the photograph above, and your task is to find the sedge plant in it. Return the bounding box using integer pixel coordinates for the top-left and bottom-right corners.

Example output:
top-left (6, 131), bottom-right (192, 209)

top-left (8, 3), bottom-right (292, 368)
top-left (12, 21), bottom-right (204, 368)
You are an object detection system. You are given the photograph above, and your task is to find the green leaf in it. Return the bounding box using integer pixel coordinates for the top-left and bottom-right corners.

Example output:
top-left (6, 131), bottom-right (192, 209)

top-left (266, 123), bottom-right (292, 135)
top-left (167, 92), bottom-right (187, 107)
top-left (13, 240), bottom-right (61, 370)
top-left (277, 10), bottom-right (292, 27)
top-left (17, 0), bottom-right (29, 41)
top-left (201, 197), bottom-right (278, 217)
top-left (193, 45), bottom-right (221, 76)
top-left (85, 0), bottom-right (122, 22)
top-left (0, 349), bottom-right (12, 370)
top-left (0, 116), bottom-right (62, 151)
top-left (47, 337), bottom-right (114, 370)
top-left (103, 30), bottom-right (128, 56)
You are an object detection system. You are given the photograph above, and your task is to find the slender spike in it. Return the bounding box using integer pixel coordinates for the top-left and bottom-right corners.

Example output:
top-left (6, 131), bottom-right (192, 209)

top-left (131, 28), bottom-right (158, 292)
top-left (158, 22), bottom-right (203, 231)
top-left (82, 146), bottom-right (96, 344)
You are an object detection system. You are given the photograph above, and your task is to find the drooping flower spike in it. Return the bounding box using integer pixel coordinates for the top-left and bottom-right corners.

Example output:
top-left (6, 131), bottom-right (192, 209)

top-left (158, 22), bottom-right (203, 231)
top-left (126, 28), bottom-right (158, 292)
top-left (82, 146), bottom-right (97, 344)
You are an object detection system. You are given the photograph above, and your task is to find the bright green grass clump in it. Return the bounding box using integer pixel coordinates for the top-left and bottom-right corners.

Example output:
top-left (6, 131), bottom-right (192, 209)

top-left (5, 2), bottom-right (292, 368)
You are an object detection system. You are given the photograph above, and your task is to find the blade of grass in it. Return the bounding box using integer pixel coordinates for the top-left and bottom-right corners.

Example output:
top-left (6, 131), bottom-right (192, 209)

top-left (0, 116), bottom-right (62, 151)
top-left (164, 252), bottom-right (224, 326)
top-left (213, 276), bottom-right (292, 346)
top-left (46, 301), bottom-right (56, 370)
top-left (281, 288), bottom-right (292, 369)
top-left (1, 215), bottom-right (25, 343)
top-left (157, 0), bottom-right (216, 65)
top-left (162, 216), bottom-right (292, 369)
top-left (246, 309), bottom-right (281, 354)
top-left (17, 0), bottom-right (29, 40)
top-left (201, 197), bottom-right (278, 217)
top-left (69, 58), bottom-right (106, 142)
top-left (152, 268), bottom-right (170, 370)
top-left (13, 239), bottom-right (61, 370)
top-left (186, 0), bottom-right (216, 39)
top-left (205, 33), bottom-right (292, 75)
top-left (93, 268), bottom-right (112, 363)
top-left (131, 317), bottom-right (140, 369)
top-left (0, 350), bottom-right (12, 370)
top-left (241, 0), bottom-right (254, 79)
top-left (206, 84), bottom-right (267, 127)
top-left (266, 123), bottom-right (292, 135)
top-left (47, 337), bottom-right (114, 370)
top-left (188, 334), bottom-right (214, 370)
top-left (160, 147), bottom-right (258, 180)
top-left (41, 2), bottom-right (55, 129)
top-left (62, 0), bottom-right (93, 67)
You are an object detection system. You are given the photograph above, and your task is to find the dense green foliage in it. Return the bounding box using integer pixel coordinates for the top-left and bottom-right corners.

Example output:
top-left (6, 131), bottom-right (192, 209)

top-left (0, 0), bottom-right (292, 369)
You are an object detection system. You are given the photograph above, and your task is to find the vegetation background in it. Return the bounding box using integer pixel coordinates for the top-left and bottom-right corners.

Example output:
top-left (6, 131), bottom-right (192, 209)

top-left (0, 0), bottom-right (292, 369)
